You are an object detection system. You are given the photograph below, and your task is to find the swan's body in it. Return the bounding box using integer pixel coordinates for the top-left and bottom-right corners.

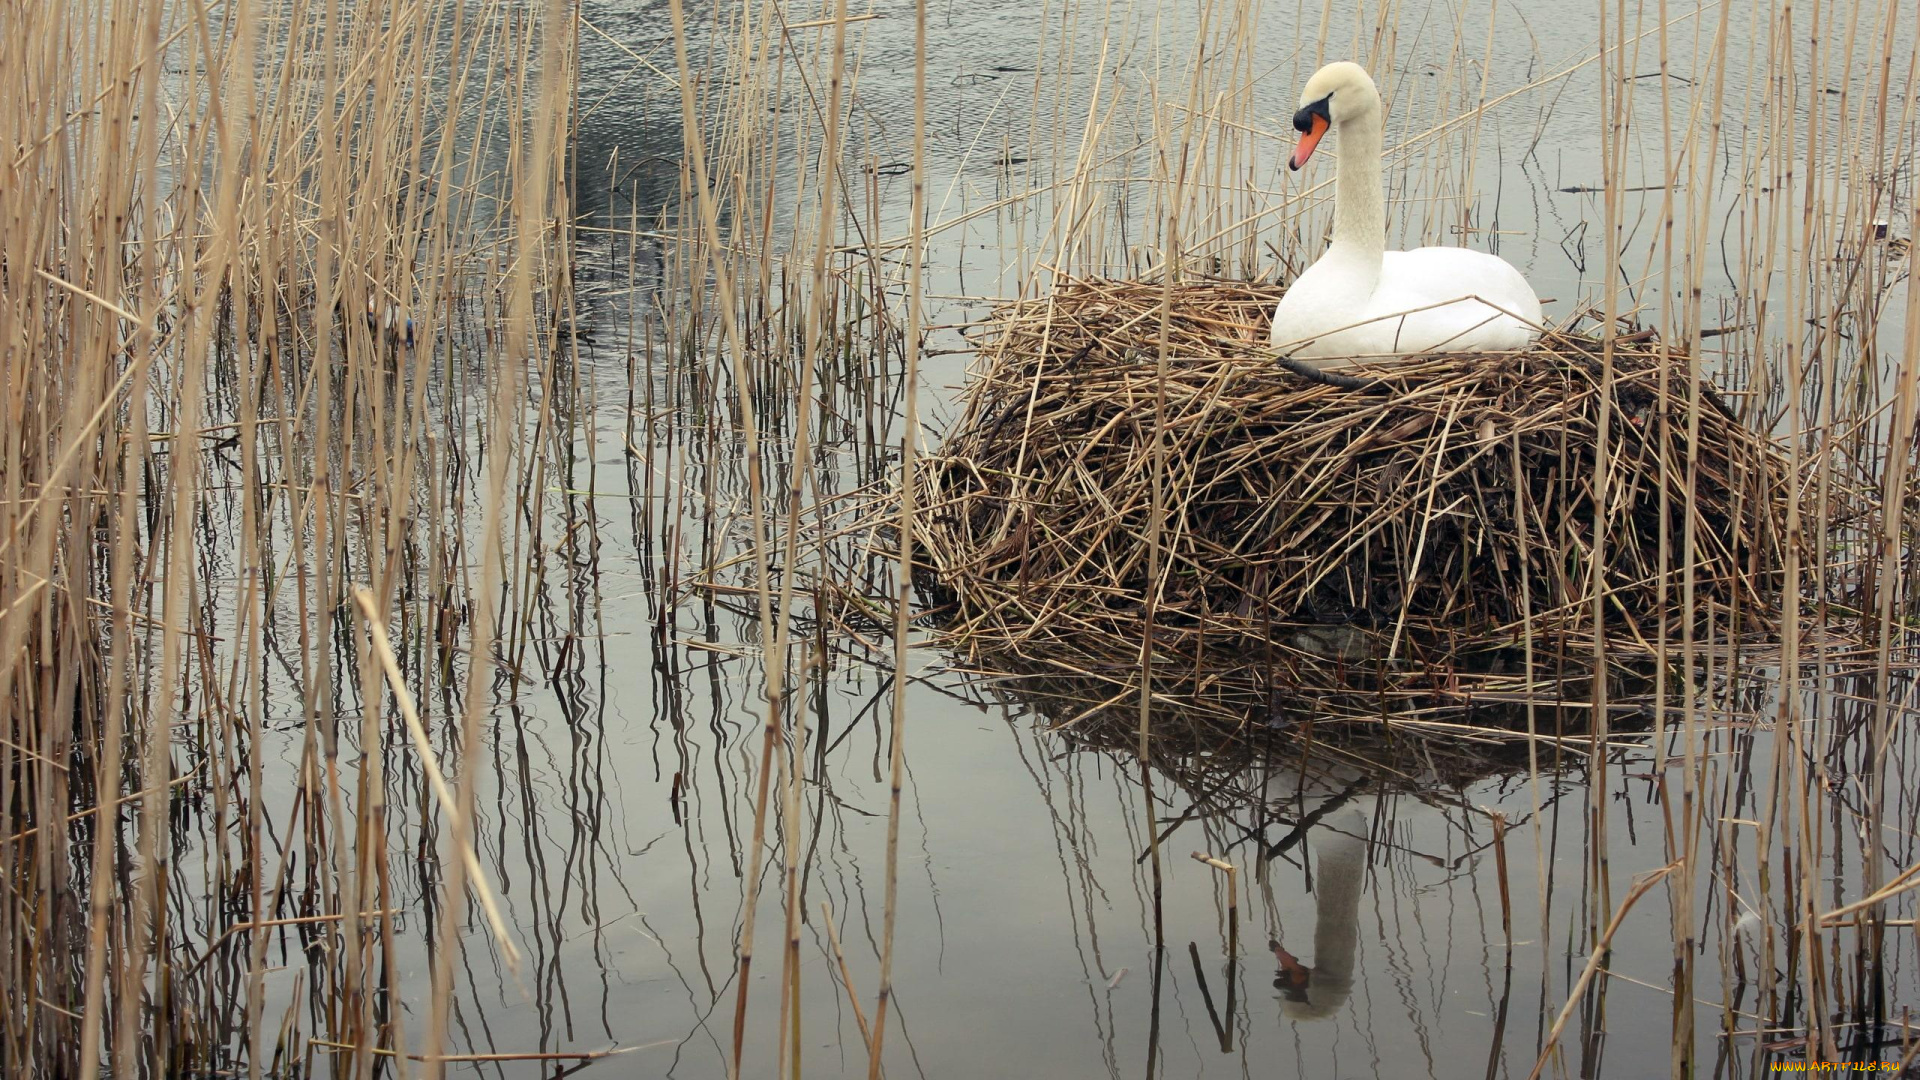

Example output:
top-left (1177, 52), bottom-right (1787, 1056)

top-left (1271, 63), bottom-right (1541, 367)
top-left (1277, 247), bottom-right (1539, 360)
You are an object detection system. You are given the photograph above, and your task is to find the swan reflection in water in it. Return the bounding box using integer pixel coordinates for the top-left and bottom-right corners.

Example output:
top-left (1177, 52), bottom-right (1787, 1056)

top-left (1268, 791), bottom-right (1374, 1022)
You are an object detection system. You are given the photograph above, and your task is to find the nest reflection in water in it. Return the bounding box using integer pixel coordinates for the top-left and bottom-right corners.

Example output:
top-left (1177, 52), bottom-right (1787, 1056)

top-left (944, 627), bottom-right (1684, 1034)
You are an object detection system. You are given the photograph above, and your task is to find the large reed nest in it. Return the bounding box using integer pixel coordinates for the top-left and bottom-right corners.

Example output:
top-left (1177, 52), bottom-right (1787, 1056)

top-left (910, 277), bottom-right (1790, 705)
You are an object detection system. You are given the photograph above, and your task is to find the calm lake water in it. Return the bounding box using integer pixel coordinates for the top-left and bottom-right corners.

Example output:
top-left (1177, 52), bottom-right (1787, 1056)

top-left (229, 0), bottom-right (1920, 1075)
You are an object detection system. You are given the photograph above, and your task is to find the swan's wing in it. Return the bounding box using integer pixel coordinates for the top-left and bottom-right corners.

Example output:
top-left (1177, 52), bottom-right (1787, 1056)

top-left (1362, 248), bottom-right (1542, 353)
top-left (1385, 248), bottom-right (1542, 324)
top-left (1359, 284), bottom-right (1528, 353)
top-left (1277, 246), bottom-right (1543, 362)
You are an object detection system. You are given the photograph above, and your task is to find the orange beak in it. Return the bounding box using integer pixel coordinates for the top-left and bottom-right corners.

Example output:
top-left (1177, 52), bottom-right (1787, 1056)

top-left (1290, 113), bottom-right (1328, 171)
top-left (1271, 942), bottom-right (1311, 987)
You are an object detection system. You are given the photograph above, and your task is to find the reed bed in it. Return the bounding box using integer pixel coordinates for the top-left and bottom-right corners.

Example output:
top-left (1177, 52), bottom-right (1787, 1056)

top-left (1, 0), bottom-right (577, 1073)
top-left (906, 276), bottom-right (1791, 712)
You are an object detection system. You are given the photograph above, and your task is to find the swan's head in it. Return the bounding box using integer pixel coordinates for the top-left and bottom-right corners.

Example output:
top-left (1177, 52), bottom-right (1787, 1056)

top-left (1289, 62), bottom-right (1379, 171)
top-left (1271, 939), bottom-right (1356, 1021)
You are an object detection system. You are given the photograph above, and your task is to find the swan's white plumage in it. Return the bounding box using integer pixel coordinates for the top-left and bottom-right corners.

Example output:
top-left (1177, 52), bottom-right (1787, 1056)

top-left (1277, 247), bottom-right (1541, 360)
top-left (1271, 63), bottom-right (1542, 367)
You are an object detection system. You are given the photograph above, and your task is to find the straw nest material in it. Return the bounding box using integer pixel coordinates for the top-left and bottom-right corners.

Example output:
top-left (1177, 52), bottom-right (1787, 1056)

top-left (910, 277), bottom-right (1790, 700)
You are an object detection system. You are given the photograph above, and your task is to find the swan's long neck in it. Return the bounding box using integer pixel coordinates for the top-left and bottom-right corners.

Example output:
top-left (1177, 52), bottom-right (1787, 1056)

top-left (1279, 811), bottom-right (1369, 1021)
top-left (1329, 103), bottom-right (1386, 266)
top-left (1311, 829), bottom-right (1365, 989)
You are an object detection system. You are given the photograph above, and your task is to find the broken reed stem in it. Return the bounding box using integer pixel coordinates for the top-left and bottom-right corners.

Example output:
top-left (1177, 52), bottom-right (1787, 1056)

top-left (1527, 861), bottom-right (1680, 1080)
top-left (350, 587), bottom-right (521, 974)
top-left (308, 1040), bottom-right (639, 1062)
top-left (1487, 810), bottom-right (1512, 956)
top-left (1189, 851), bottom-right (1239, 935)
top-left (822, 902), bottom-right (876, 1051)
top-left (1190, 847), bottom-right (1239, 1044)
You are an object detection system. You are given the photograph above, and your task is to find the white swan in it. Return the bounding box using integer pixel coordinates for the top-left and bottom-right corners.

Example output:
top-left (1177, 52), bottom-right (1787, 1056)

top-left (1271, 62), bottom-right (1542, 368)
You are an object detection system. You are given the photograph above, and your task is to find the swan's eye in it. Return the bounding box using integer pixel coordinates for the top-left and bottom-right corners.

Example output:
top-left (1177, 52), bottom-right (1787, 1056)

top-left (1292, 94), bottom-right (1332, 133)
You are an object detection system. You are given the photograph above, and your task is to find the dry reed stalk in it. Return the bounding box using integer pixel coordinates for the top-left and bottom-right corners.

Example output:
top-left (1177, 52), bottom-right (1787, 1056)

top-left (865, 0), bottom-right (928, 1070)
top-left (350, 588), bottom-right (518, 967)
top-left (822, 901), bottom-right (877, 1051)
top-left (1527, 861), bottom-right (1680, 1080)
top-left (660, 0), bottom-right (786, 1071)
